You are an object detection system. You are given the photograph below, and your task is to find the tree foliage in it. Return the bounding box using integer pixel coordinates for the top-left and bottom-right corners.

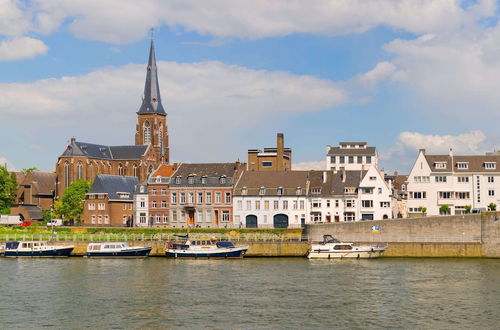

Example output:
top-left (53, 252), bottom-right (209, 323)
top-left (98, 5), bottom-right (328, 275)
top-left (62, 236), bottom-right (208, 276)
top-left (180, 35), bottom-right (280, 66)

top-left (488, 203), bottom-right (497, 211)
top-left (56, 180), bottom-right (91, 223)
top-left (464, 205), bottom-right (472, 214)
top-left (439, 204), bottom-right (451, 215)
top-left (21, 167), bottom-right (39, 174)
top-left (0, 166), bottom-right (17, 214)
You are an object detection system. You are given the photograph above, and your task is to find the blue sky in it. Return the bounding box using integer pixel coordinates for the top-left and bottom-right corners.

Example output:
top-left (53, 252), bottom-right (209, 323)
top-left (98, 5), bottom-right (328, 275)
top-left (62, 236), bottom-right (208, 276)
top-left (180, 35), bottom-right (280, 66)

top-left (1, 0), bottom-right (500, 173)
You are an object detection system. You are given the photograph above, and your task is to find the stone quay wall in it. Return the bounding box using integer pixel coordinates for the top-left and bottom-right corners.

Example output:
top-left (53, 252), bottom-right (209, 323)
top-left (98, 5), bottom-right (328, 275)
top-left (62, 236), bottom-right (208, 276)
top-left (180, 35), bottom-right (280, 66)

top-left (304, 212), bottom-right (500, 258)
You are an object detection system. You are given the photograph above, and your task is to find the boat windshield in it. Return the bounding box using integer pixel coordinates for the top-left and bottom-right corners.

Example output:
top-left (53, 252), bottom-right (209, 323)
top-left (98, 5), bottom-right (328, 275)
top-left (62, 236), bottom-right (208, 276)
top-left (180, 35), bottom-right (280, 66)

top-left (323, 235), bottom-right (341, 244)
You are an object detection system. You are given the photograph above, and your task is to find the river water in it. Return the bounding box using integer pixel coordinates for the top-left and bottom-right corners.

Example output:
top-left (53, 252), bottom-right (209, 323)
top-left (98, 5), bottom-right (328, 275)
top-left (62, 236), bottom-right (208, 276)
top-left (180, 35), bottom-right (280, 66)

top-left (0, 258), bottom-right (499, 329)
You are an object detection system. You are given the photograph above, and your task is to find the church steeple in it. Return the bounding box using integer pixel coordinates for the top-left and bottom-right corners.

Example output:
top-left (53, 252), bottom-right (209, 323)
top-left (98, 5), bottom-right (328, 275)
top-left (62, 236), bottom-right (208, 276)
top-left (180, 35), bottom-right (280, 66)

top-left (137, 39), bottom-right (166, 115)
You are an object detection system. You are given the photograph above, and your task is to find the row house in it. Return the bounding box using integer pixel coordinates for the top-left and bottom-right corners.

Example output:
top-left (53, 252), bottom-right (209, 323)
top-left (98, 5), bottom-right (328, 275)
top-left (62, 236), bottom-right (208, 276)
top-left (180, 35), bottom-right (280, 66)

top-left (326, 142), bottom-right (378, 171)
top-left (233, 171), bottom-right (310, 228)
top-left (168, 162), bottom-right (245, 228)
top-left (407, 149), bottom-right (500, 216)
top-left (82, 175), bottom-right (138, 227)
top-left (146, 164), bottom-right (175, 227)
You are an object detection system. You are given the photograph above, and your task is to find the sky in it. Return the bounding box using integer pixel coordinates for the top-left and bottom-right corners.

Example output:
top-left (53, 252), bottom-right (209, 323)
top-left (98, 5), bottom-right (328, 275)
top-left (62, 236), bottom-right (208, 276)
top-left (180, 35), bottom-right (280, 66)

top-left (1, 0), bottom-right (500, 173)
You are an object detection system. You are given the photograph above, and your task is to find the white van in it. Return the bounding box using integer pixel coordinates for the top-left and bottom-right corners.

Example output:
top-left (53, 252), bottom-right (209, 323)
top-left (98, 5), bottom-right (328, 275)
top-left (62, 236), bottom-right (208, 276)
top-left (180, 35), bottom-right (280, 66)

top-left (47, 219), bottom-right (63, 227)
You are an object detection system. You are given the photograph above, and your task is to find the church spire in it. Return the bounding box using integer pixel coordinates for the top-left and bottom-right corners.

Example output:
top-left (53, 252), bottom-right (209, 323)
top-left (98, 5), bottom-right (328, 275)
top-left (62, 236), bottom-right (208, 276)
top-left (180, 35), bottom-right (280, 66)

top-left (137, 36), bottom-right (166, 115)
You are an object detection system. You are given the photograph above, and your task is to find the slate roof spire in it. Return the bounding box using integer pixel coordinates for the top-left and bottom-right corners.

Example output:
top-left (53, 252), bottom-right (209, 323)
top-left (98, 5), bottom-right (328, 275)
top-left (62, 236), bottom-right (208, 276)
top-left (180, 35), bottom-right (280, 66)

top-left (137, 37), bottom-right (166, 115)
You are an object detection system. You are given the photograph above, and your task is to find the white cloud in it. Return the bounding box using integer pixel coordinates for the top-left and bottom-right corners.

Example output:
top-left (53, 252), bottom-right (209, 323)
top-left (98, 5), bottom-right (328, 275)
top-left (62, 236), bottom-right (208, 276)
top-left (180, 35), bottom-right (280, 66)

top-left (380, 130), bottom-right (497, 172)
top-left (0, 0), bottom-right (31, 36)
top-left (0, 60), bottom-right (347, 162)
top-left (354, 61), bottom-right (397, 88)
top-left (18, 0), bottom-right (494, 43)
top-left (293, 161), bottom-right (325, 171)
top-left (0, 157), bottom-right (16, 171)
top-left (0, 37), bottom-right (48, 61)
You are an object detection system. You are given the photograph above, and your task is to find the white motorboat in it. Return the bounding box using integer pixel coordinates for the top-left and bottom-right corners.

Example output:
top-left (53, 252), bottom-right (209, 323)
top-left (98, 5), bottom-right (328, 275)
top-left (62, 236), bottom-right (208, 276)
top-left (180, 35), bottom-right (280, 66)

top-left (166, 235), bottom-right (249, 259)
top-left (2, 241), bottom-right (74, 257)
top-left (308, 235), bottom-right (386, 259)
top-left (86, 242), bottom-right (152, 258)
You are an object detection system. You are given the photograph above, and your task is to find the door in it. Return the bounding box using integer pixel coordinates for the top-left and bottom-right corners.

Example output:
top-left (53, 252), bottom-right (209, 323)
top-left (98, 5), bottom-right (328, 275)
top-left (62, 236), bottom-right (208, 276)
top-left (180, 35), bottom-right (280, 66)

top-left (334, 216), bottom-right (340, 222)
top-left (273, 214), bottom-right (289, 228)
top-left (246, 215), bottom-right (258, 228)
top-left (188, 211), bottom-right (195, 225)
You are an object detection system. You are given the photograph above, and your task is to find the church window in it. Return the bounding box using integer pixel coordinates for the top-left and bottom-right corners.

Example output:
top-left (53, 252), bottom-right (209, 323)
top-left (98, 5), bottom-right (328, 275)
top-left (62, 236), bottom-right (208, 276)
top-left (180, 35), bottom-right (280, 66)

top-left (64, 162), bottom-right (71, 187)
top-left (118, 164), bottom-right (124, 176)
top-left (144, 121), bottom-right (151, 144)
top-left (133, 165), bottom-right (138, 178)
top-left (148, 165), bottom-right (153, 175)
top-left (77, 162), bottom-right (83, 180)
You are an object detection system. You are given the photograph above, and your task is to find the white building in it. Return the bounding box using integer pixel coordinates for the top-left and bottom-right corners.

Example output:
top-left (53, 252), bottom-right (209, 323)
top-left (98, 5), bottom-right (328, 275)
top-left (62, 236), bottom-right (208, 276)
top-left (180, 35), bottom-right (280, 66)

top-left (406, 149), bottom-right (500, 216)
top-left (326, 142), bottom-right (378, 171)
top-left (133, 184), bottom-right (149, 227)
top-left (233, 171), bottom-right (309, 228)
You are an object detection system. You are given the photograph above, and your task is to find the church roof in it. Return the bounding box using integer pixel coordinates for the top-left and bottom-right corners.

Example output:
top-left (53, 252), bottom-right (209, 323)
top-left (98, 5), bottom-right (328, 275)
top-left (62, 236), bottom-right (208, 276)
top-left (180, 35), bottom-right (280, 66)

top-left (137, 39), bottom-right (166, 115)
top-left (60, 139), bottom-right (148, 160)
top-left (88, 175), bottom-right (139, 201)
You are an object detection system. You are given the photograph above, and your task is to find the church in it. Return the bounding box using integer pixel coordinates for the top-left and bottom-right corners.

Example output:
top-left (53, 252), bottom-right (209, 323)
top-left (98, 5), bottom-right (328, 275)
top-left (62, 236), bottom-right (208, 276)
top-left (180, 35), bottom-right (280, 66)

top-left (55, 40), bottom-right (169, 199)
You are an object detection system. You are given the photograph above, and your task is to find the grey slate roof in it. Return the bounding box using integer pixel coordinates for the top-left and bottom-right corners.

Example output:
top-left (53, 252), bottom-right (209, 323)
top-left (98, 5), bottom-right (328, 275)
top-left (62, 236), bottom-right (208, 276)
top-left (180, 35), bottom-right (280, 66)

top-left (170, 163), bottom-right (241, 187)
top-left (60, 140), bottom-right (147, 160)
top-left (137, 40), bottom-right (166, 115)
top-left (425, 154), bottom-right (500, 173)
top-left (234, 171), bottom-right (309, 196)
top-left (88, 175), bottom-right (139, 201)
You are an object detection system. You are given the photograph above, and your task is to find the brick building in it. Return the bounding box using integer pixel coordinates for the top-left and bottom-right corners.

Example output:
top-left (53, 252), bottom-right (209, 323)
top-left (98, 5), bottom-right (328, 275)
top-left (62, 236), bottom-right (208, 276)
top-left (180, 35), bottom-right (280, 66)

top-left (147, 164), bottom-right (175, 227)
top-left (82, 175), bottom-right (139, 227)
top-left (55, 39), bottom-right (169, 198)
top-left (247, 133), bottom-right (291, 171)
top-left (168, 163), bottom-right (245, 228)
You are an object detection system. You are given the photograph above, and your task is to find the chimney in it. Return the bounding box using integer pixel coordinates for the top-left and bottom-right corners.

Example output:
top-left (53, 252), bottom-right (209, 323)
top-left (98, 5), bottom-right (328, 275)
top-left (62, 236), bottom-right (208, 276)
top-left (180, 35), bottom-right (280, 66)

top-left (277, 133), bottom-right (284, 171)
top-left (419, 148), bottom-right (426, 154)
top-left (449, 148), bottom-right (453, 157)
top-left (342, 167), bottom-right (346, 183)
top-left (323, 171), bottom-right (327, 183)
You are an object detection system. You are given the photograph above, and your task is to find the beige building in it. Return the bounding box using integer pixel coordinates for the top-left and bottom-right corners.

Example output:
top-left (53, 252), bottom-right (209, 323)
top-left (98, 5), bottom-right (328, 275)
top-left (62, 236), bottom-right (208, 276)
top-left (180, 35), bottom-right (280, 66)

top-left (247, 133), bottom-right (291, 171)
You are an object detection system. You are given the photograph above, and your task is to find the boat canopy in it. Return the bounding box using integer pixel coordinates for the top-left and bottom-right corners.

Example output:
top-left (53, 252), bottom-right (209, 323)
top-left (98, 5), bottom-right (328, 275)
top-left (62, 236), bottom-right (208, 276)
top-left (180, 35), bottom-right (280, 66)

top-left (216, 241), bottom-right (235, 248)
top-left (6, 241), bottom-right (20, 249)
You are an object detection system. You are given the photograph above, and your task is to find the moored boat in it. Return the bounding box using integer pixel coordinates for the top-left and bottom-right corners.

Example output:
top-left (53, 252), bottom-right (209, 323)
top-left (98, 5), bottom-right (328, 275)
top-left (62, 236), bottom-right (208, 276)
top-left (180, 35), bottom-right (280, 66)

top-left (2, 241), bottom-right (74, 257)
top-left (307, 235), bottom-right (386, 259)
top-left (86, 242), bottom-right (152, 258)
top-left (165, 235), bottom-right (248, 259)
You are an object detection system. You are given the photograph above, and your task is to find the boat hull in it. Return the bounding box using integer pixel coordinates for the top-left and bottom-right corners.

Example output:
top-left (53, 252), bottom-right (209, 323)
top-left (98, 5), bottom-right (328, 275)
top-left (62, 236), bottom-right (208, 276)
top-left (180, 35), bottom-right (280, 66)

top-left (86, 247), bottom-right (152, 258)
top-left (307, 250), bottom-right (384, 259)
top-left (3, 247), bottom-right (74, 258)
top-left (166, 246), bottom-right (248, 259)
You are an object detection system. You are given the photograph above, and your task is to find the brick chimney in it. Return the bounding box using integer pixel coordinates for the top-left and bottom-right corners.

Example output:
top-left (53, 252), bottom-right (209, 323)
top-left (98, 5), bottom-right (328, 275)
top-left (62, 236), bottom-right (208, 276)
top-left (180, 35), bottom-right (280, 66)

top-left (277, 133), bottom-right (284, 171)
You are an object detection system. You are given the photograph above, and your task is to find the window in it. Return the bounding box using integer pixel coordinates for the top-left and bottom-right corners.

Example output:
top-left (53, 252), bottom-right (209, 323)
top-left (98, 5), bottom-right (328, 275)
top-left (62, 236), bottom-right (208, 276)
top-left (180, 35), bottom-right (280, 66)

top-left (293, 200), bottom-right (298, 210)
top-left (155, 215), bottom-right (161, 223)
top-left (380, 201), bottom-right (390, 208)
top-left (180, 192), bottom-right (186, 204)
top-left (378, 187), bottom-right (382, 194)
top-left (262, 161), bottom-right (273, 167)
top-left (264, 200), bottom-right (270, 210)
top-left (215, 192), bottom-right (222, 204)
top-left (409, 192), bottom-right (427, 199)
top-left (362, 200), bottom-right (373, 208)
top-left (161, 200), bottom-right (166, 208)
top-left (172, 210), bottom-right (177, 222)
top-left (175, 176), bottom-right (181, 184)
top-left (163, 215), bottom-right (168, 223)
top-left (345, 200), bottom-right (355, 208)
top-left (152, 200), bottom-right (157, 208)
top-left (77, 162), bottom-right (83, 180)
top-left (366, 156), bottom-right (372, 164)
top-left (485, 162), bottom-right (496, 170)
top-left (488, 176), bottom-right (494, 183)
top-left (91, 215), bottom-right (96, 224)
top-left (489, 189), bottom-right (495, 197)
top-left (246, 201), bottom-right (251, 210)
top-left (326, 200), bottom-right (330, 207)
top-left (296, 187), bottom-right (302, 195)
top-left (457, 176), bottom-right (469, 183)
top-left (283, 201), bottom-right (288, 209)
top-left (312, 200), bottom-right (321, 208)
top-left (151, 189), bottom-right (157, 196)
top-left (139, 201), bottom-right (145, 208)
top-left (344, 212), bottom-right (355, 221)
top-left (206, 192), bottom-right (212, 204)
top-left (348, 156), bottom-right (354, 164)
top-left (273, 200), bottom-right (279, 210)
top-left (64, 162), bottom-right (71, 187)
top-left (219, 176), bottom-right (226, 184)
top-left (369, 176), bottom-right (376, 181)
top-left (241, 187), bottom-right (248, 195)
top-left (362, 188), bottom-right (373, 194)
top-left (197, 210), bottom-right (203, 223)
top-left (197, 192), bottom-right (203, 204)
top-left (311, 212), bottom-right (322, 222)
top-left (206, 211), bottom-right (212, 223)
top-left (339, 156), bottom-right (345, 164)
top-left (188, 176), bottom-right (194, 184)
top-left (98, 215), bottom-right (102, 224)
top-left (188, 192), bottom-right (194, 204)
top-left (457, 192), bottom-right (470, 199)
top-left (335, 200), bottom-right (339, 207)
top-left (435, 176), bottom-right (447, 183)
top-left (259, 187), bottom-right (266, 195)
top-left (88, 203), bottom-right (95, 210)
top-left (311, 188), bottom-right (321, 195)
top-left (357, 156), bottom-right (363, 164)
top-left (277, 187), bottom-right (284, 196)
top-left (439, 192), bottom-right (453, 199)
top-left (161, 189), bottom-right (167, 196)
top-left (144, 121), bottom-right (151, 144)
top-left (434, 162), bottom-right (447, 169)
top-left (221, 210), bottom-right (230, 222)
top-left (456, 162), bottom-right (469, 169)
top-left (255, 200), bottom-right (260, 210)
top-left (225, 192), bottom-right (231, 203)
top-left (171, 193), bottom-right (177, 204)
top-left (201, 176), bottom-right (207, 184)
top-left (98, 203), bottom-right (105, 210)
top-left (330, 156), bottom-right (336, 163)
top-left (300, 200), bottom-right (305, 210)
top-left (237, 200), bottom-right (243, 210)
top-left (139, 213), bottom-right (146, 224)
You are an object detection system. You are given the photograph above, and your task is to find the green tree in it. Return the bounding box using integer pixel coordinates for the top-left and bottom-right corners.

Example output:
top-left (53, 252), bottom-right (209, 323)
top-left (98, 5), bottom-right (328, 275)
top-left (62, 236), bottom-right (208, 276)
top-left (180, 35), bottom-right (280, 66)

top-left (419, 206), bottom-right (427, 216)
top-left (21, 167), bottom-right (39, 174)
top-left (488, 203), bottom-right (497, 211)
top-left (439, 204), bottom-right (451, 215)
top-left (0, 166), bottom-right (17, 214)
top-left (58, 180), bottom-right (91, 224)
top-left (464, 205), bottom-right (472, 214)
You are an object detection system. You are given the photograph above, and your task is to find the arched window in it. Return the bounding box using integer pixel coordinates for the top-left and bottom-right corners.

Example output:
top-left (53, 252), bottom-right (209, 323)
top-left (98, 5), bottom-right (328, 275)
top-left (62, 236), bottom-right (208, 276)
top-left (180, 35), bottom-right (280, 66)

top-left (133, 165), bottom-right (138, 178)
top-left (118, 164), bottom-right (124, 176)
top-left (77, 162), bottom-right (83, 180)
top-left (144, 121), bottom-right (151, 145)
top-left (87, 163), bottom-right (93, 179)
top-left (64, 162), bottom-right (71, 187)
top-left (148, 165), bottom-right (153, 175)
top-left (159, 128), bottom-right (163, 152)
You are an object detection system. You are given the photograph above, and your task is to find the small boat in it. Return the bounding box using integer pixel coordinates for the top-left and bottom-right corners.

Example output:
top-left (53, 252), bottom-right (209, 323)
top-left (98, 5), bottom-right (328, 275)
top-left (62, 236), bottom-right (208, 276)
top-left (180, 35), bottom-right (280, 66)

top-left (165, 235), bottom-right (248, 259)
top-left (2, 241), bottom-right (74, 257)
top-left (307, 235), bottom-right (386, 259)
top-left (86, 242), bottom-right (152, 258)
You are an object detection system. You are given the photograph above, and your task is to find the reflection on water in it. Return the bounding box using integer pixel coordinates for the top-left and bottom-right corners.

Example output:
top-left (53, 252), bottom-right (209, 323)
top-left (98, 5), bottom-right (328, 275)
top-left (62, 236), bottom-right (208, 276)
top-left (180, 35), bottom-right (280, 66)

top-left (1, 258), bottom-right (499, 329)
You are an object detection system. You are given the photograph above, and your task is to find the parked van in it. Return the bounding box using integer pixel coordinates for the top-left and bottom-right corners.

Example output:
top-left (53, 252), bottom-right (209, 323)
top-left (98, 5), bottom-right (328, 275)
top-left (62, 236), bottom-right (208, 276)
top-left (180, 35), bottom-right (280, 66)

top-left (471, 208), bottom-right (486, 214)
top-left (0, 215), bottom-right (22, 226)
top-left (47, 219), bottom-right (63, 227)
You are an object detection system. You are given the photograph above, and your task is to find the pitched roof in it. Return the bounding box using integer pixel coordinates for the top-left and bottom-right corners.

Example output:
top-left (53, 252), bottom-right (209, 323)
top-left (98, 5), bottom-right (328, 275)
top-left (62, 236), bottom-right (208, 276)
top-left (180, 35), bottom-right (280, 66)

top-left (60, 139), bottom-right (147, 160)
top-left (137, 40), bottom-right (166, 115)
top-left (88, 175), bottom-right (139, 201)
top-left (151, 164), bottom-right (175, 178)
top-left (330, 170), bottom-right (366, 196)
top-left (307, 171), bottom-right (334, 197)
top-left (171, 163), bottom-right (242, 187)
top-left (29, 171), bottom-right (57, 195)
top-left (425, 154), bottom-right (500, 173)
top-left (234, 171), bottom-right (309, 196)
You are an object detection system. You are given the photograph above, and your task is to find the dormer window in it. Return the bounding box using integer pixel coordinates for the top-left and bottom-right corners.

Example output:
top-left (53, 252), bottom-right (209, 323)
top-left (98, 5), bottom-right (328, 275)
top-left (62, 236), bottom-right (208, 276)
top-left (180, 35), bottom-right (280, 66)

top-left (201, 176), bottom-right (207, 184)
top-left (485, 162), bottom-right (496, 170)
top-left (175, 176), bottom-right (181, 184)
top-left (220, 176), bottom-right (226, 184)
top-left (188, 176), bottom-right (194, 185)
top-left (296, 187), bottom-right (302, 195)
top-left (457, 162), bottom-right (469, 169)
top-left (242, 187), bottom-right (248, 195)
top-left (311, 188), bottom-right (321, 195)
top-left (277, 187), bottom-right (284, 196)
top-left (434, 162), bottom-right (447, 169)
top-left (259, 187), bottom-right (266, 196)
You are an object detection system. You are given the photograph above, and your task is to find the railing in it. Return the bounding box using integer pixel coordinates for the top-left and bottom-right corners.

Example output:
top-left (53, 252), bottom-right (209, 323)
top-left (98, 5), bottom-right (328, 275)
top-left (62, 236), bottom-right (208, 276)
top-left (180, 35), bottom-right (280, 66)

top-left (0, 233), bottom-right (311, 243)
